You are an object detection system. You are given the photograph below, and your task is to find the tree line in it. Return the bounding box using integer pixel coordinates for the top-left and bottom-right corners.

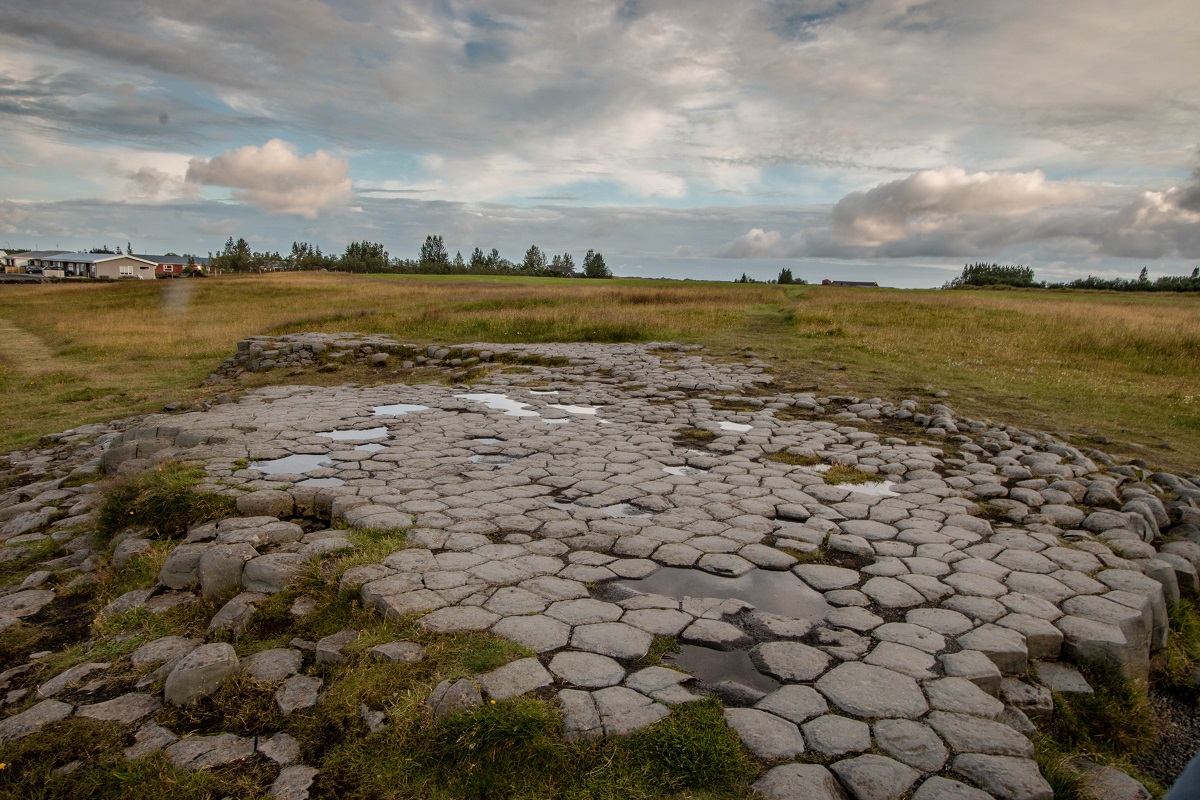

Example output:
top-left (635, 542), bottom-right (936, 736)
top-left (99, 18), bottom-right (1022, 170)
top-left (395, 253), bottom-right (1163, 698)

top-left (734, 268), bottom-right (808, 284)
top-left (945, 263), bottom-right (1200, 292)
top-left (208, 236), bottom-right (611, 278)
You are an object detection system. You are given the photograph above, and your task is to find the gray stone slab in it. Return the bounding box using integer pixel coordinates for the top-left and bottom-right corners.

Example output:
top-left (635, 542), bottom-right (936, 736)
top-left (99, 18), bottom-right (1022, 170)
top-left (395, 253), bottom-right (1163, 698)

top-left (491, 615), bottom-right (571, 653)
top-left (76, 692), bottom-right (161, 724)
top-left (830, 754), bottom-right (920, 800)
top-left (571, 622), bottom-right (654, 659)
top-left (928, 711), bottom-right (1035, 757)
top-left (722, 707), bottom-right (805, 759)
top-left (560, 688), bottom-right (602, 742)
top-left (369, 641), bottom-right (425, 663)
top-left (873, 719), bottom-right (948, 772)
top-left (953, 754), bottom-right (1053, 800)
top-left (0, 699), bottom-right (73, 743)
top-left (549, 652), bottom-right (625, 688)
top-left (753, 763), bottom-right (848, 800)
top-left (681, 618), bottom-right (752, 650)
top-left (165, 733), bottom-right (255, 770)
top-left (242, 648), bottom-right (303, 682)
top-left (270, 764), bottom-right (319, 800)
top-left (164, 643), bottom-right (239, 706)
top-left (924, 677), bottom-right (1005, 718)
top-left (426, 678), bottom-right (482, 719)
top-left (751, 641), bottom-right (831, 682)
top-left (755, 684), bottom-right (830, 724)
top-left (803, 714), bottom-right (871, 756)
top-left (912, 776), bottom-right (994, 800)
top-left (593, 686), bottom-right (669, 736)
top-left (476, 657), bottom-right (553, 700)
top-left (276, 675), bottom-right (323, 715)
top-left (816, 662), bottom-right (929, 719)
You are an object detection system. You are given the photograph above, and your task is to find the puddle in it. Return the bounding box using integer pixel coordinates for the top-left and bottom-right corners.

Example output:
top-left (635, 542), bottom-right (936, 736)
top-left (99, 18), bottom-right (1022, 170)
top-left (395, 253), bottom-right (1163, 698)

top-left (718, 421), bottom-right (753, 433)
top-left (664, 466), bottom-right (704, 476)
top-left (456, 393), bottom-right (539, 417)
top-left (316, 426), bottom-right (388, 440)
top-left (543, 418), bottom-right (571, 425)
top-left (250, 454), bottom-right (333, 474)
top-left (616, 567), bottom-right (831, 619)
top-left (529, 389), bottom-right (559, 395)
top-left (472, 438), bottom-right (504, 444)
top-left (373, 403), bottom-right (430, 416)
top-left (468, 454), bottom-right (518, 464)
top-left (667, 645), bottom-right (780, 694)
top-left (597, 503), bottom-right (654, 519)
top-left (548, 404), bottom-right (600, 415)
top-left (355, 443), bottom-right (385, 452)
top-left (842, 480), bottom-right (898, 497)
top-left (297, 477), bottom-right (345, 487)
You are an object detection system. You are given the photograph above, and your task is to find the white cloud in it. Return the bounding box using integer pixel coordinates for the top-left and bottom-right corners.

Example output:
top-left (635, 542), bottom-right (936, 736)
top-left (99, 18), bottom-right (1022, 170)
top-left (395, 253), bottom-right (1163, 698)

top-left (185, 139), bottom-right (352, 218)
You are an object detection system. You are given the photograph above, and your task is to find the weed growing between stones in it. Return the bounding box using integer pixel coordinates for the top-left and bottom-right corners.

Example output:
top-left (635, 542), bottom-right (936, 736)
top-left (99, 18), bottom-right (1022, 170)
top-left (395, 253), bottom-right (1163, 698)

top-left (764, 450), bottom-right (821, 466)
top-left (1156, 599), bottom-right (1200, 699)
top-left (672, 427), bottom-right (717, 445)
top-left (635, 635), bottom-right (681, 667)
top-left (822, 465), bottom-right (882, 485)
top-left (96, 461), bottom-right (234, 539)
top-left (1033, 659), bottom-right (1164, 799)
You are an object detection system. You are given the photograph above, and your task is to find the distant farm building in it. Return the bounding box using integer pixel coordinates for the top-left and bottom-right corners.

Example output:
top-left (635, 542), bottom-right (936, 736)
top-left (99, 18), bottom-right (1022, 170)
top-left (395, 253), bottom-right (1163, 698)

top-left (822, 279), bottom-right (879, 287)
top-left (2, 250), bottom-right (67, 273)
top-left (39, 253), bottom-right (159, 279)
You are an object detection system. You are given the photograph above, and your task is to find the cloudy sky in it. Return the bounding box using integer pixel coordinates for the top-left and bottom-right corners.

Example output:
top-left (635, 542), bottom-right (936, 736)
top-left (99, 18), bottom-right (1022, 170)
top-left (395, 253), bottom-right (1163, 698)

top-left (2, 0), bottom-right (1198, 286)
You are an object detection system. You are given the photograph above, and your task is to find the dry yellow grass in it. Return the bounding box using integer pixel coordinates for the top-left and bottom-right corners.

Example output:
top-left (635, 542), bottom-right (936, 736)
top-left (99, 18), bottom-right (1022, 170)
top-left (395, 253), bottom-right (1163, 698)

top-left (0, 273), bottom-right (1196, 473)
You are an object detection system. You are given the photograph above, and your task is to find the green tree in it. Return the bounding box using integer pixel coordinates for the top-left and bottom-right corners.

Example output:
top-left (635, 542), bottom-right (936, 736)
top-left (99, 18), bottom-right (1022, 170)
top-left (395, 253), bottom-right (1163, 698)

top-left (522, 244), bottom-right (547, 272)
top-left (582, 249), bottom-right (611, 279)
top-left (210, 237), bottom-right (252, 272)
top-left (470, 247), bottom-right (487, 269)
top-left (454, 250), bottom-right (466, 269)
top-left (419, 235), bottom-right (449, 267)
top-left (340, 241), bottom-right (389, 273)
top-left (777, 268), bottom-right (794, 284)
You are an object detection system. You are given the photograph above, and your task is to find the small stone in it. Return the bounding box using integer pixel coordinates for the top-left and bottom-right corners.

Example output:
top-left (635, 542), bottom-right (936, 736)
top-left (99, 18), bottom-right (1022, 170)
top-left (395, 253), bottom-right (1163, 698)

top-left (874, 719), bottom-right (948, 771)
top-left (369, 641), bottom-right (425, 663)
top-left (315, 629), bottom-right (359, 664)
top-left (593, 686), bottom-right (669, 736)
top-left (802, 714), bottom-right (871, 756)
top-left (425, 678), bottom-right (482, 719)
top-left (242, 648), bottom-right (303, 682)
top-left (624, 667), bottom-right (701, 704)
top-left (0, 589), bottom-right (55, 619)
top-left (124, 720), bottom-right (177, 760)
top-left (939, 650), bottom-right (1003, 696)
top-left (165, 733), bottom-right (255, 770)
top-left (1073, 760), bottom-right (1152, 800)
top-left (1034, 662), bottom-right (1092, 695)
top-left (130, 636), bottom-right (202, 668)
top-left (549, 652), bottom-right (625, 688)
top-left (722, 707), bottom-right (805, 759)
top-left (76, 692), bottom-right (160, 724)
top-left (258, 731), bottom-right (301, 765)
top-left (560, 689), bottom-right (603, 742)
top-left (830, 754), bottom-right (920, 800)
top-left (276, 675), bottom-right (322, 715)
top-left (0, 699), bottom-right (73, 743)
top-left (681, 618), bottom-right (752, 650)
top-left (37, 662), bottom-right (109, 698)
top-left (270, 764), bottom-right (319, 800)
top-left (912, 776), bottom-right (994, 800)
top-left (476, 657), bottom-right (553, 700)
top-left (751, 641), bottom-right (831, 682)
top-left (752, 763), bottom-right (848, 800)
top-left (953, 754), bottom-right (1053, 800)
top-left (164, 643), bottom-right (239, 706)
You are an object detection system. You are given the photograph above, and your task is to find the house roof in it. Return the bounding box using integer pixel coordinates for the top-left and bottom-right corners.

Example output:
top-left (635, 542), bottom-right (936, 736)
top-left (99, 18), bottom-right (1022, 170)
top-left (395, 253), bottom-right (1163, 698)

top-left (134, 254), bottom-right (212, 266)
top-left (8, 250), bottom-right (67, 259)
top-left (42, 253), bottom-right (159, 266)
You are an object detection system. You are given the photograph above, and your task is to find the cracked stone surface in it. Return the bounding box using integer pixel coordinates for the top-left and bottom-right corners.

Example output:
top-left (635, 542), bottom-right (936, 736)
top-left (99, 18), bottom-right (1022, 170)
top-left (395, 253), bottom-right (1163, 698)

top-left (5, 337), bottom-right (1190, 799)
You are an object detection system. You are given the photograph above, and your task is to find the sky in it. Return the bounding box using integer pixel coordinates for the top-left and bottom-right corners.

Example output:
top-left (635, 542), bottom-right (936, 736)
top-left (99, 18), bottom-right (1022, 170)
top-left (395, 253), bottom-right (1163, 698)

top-left (1, 0), bottom-right (1199, 288)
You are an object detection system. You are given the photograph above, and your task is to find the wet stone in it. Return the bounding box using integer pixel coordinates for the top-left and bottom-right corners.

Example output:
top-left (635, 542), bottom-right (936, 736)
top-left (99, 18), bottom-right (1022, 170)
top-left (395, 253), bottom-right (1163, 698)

top-left (751, 641), bottom-right (831, 682)
top-left (681, 618), bottom-right (752, 650)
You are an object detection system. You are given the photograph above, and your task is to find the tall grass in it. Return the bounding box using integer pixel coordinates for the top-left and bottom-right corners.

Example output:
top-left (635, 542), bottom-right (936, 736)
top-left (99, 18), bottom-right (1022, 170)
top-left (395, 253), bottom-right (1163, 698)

top-left (0, 274), bottom-right (1197, 471)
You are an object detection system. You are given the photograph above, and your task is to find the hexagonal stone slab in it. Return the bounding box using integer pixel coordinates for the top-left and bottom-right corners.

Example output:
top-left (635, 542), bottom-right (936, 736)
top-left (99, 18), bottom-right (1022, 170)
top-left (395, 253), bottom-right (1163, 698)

top-left (830, 754), bottom-right (920, 800)
top-left (420, 606), bottom-right (501, 633)
top-left (927, 712), bottom-right (1034, 758)
top-left (861, 577), bottom-right (926, 608)
top-left (816, 662), bottom-right (929, 719)
top-left (751, 641), bottom-right (831, 682)
top-left (491, 615), bottom-right (571, 653)
top-left (722, 708), bottom-right (805, 759)
top-left (755, 685), bottom-right (829, 724)
top-left (681, 619), bottom-right (752, 651)
top-left (546, 599), bottom-right (623, 625)
top-left (794, 565), bottom-right (860, 591)
top-left (753, 763), bottom-right (848, 800)
top-left (592, 686), bottom-right (669, 736)
top-left (560, 688), bottom-right (602, 742)
top-left (952, 754), bottom-right (1053, 800)
top-left (923, 677), bottom-right (1004, 718)
top-left (571, 622), bottom-right (653, 660)
top-left (549, 652), bottom-right (625, 688)
top-left (803, 714), bottom-right (871, 756)
top-left (476, 657), bottom-right (553, 700)
top-left (912, 776), bottom-right (994, 800)
top-left (873, 719), bottom-right (948, 772)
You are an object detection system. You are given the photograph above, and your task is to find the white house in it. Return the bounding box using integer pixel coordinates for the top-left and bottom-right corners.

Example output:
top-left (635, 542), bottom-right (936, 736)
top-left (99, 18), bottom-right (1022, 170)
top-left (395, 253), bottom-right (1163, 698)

top-left (39, 253), bottom-right (158, 279)
top-left (2, 250), bottom-right (67, 273)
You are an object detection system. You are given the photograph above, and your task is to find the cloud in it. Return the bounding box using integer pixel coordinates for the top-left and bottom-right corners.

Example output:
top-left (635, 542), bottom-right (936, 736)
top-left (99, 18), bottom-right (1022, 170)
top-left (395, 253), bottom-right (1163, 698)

top-left (186, 139), bottom-right (351, 217)
top-left (718, 166), bottom-right (1200, 260)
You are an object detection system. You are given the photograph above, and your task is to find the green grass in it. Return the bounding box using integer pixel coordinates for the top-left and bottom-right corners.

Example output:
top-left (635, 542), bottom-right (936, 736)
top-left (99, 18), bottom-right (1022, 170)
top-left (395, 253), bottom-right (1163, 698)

top-left (672, 427), bottom-right (717, 445)
top-left (823, 465), bottom-right (883, 485)
top-left (95, 461), bottom-right (235, 539)
top-left (765, 450), bottom-right (821, 466)
top-left (1155, 599), bottom-right (1200, 699)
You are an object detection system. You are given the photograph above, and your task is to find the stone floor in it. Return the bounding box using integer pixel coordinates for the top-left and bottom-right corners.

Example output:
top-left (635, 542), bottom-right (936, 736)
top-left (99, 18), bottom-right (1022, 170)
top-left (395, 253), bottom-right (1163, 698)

top-left (5, 337), bottom-right (1197, 800)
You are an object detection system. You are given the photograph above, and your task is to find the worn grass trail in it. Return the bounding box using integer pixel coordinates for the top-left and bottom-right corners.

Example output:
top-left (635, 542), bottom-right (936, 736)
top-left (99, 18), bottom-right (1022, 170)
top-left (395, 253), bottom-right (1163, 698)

top-left (0, 274), bottom-right (1196, 472)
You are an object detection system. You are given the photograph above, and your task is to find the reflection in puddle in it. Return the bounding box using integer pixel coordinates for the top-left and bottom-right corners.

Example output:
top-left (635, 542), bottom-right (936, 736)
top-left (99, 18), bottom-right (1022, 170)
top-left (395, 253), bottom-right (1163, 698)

top-left (597, 503), bottom-right (654, 519)
top-left (317, 426), bottom-right (388, 440)
top-left (617, 567), bottom-right (831, 619)
top-left (468, 454), bottom-right (518, 464)
top-left (373, 403), bottom-right (429, 416)
top-left (355, 443), bottom-right (385, 452)
top-left (250, 454), bottom-right (332, 474)
top-left (667, 645), bottom-right (780, 694)
top-left (297, 477), bottom-right (345, 487)
top-left (549, 404), bottom-right (600, 415)
top-left (664, 466), bottom-right (704, 476)
top-left (718, 421), bottom-right (753, 432)
top-left (456, 393), bottom-right (539, 417)
top-left (843, 480), bottom-right (898, 497)
top-left (472, 438), bottom-right (504, 444)
top-left (529, 389), bottom-right (559, 395)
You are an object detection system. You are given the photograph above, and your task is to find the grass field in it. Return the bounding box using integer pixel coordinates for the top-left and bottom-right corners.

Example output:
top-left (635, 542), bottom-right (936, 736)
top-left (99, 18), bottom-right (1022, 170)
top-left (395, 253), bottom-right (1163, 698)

top-left (0, 272), bottom-right (1197, 473)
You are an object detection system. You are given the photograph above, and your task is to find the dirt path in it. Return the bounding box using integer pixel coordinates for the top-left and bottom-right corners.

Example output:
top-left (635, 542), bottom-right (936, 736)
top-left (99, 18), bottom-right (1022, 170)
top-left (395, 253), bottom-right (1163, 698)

top-left (0, 317), bottom-right (56, 374)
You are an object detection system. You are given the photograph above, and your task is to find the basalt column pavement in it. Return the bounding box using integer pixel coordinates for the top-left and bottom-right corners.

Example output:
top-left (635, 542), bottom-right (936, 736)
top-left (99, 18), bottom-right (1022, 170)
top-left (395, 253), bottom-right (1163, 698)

top-left (5, 337), bottom-right (1199, 800)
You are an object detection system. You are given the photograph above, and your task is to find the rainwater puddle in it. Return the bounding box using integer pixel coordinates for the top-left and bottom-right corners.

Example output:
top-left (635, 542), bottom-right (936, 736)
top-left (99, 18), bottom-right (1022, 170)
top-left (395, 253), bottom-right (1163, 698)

top-left (543, 418), bottom-right (571, 425)
top-left (373, 403), bottom-right (429, 416)
top-left (317, 426), bottom-right (388, 440)
top-left (472, 438), bottom-right (504, 444)
top-left (664, 466), bottom-right (705, 476)
top-left (456, 393), bottom-right (539, 417)
top-left (718, 421), bottom-right (753, 433)
top-left (597, 503), bottom-right (654, 519)
top-left (667, 645), bottom-right (779, 694)
top-left (843, 480), bottom-right (898, 497)
top-left (297, 477), bottom-right (345, 487)
top-left (616, 567), bottom-right (831, 619)
top-left (355, 443), bottom-right (385, 452)
top-left (468, 454), bottom-right (518, 464)
top-left (548, 404), bottom-right (600, 415)
top-left (529, 389), bottom-right (559, 395)
top-left (250, 454), bottom-right (333, 474)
